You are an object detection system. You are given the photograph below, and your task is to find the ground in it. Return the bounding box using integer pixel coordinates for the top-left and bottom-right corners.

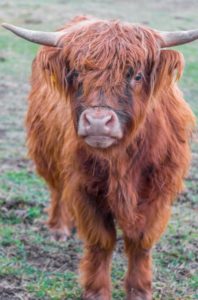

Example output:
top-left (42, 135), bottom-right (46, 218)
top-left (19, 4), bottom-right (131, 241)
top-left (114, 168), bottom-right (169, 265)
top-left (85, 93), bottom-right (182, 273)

top-left (0, 0), bottom-right (198, 299)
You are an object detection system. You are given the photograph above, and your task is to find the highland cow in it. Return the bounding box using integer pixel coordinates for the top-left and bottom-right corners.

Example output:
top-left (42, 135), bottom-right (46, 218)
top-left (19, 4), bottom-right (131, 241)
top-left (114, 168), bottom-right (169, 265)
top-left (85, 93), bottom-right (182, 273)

top-left (2, 16), bottom-right (197, 300)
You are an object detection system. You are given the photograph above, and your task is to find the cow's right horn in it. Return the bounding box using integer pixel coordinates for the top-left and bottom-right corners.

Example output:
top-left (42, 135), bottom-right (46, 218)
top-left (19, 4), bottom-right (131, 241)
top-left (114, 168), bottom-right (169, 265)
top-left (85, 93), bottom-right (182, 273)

top-left (159, 29), bottom-right (198, 47)
top-left (2, 23), bottom-right (65, 47)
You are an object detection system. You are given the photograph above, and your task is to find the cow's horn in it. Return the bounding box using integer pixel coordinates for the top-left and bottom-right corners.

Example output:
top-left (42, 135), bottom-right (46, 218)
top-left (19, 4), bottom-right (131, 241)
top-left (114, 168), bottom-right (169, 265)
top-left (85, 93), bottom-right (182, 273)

top-left (159, 29), bottom-right (198, 47)
top-left (1, 23), bottom-right (65, 47)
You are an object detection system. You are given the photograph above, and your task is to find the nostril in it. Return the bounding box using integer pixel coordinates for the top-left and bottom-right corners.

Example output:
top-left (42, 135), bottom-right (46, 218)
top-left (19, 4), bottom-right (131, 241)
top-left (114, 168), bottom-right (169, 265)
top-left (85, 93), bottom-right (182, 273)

top-left (105, 114), bottom-right (114, 127)
top-left (83, 113), bottom-right (91, 127)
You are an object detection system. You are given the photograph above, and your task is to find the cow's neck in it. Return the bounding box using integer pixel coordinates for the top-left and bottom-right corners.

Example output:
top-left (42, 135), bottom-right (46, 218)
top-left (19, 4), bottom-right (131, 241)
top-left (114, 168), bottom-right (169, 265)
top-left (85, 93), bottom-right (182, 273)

top-left (76, 136), bottom-right (144, 233)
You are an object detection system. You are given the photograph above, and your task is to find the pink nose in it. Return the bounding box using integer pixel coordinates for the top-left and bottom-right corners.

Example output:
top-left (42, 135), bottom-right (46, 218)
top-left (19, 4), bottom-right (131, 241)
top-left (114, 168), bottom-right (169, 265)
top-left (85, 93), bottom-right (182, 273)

top-left (84, 112), bottom-right (113, 133)
top-left (78, 108), bottom-right (123, 138)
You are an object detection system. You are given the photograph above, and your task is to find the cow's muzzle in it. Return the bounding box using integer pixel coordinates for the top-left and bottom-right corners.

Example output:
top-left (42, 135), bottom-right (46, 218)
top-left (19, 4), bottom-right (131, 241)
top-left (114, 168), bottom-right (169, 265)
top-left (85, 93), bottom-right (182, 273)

top-left (78, 107), bottom-right (123, 148)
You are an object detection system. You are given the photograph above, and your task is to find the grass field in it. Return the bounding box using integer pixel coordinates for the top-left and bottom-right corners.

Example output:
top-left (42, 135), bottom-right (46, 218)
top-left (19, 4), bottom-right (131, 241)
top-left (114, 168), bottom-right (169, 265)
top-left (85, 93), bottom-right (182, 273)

top-left (0, 1), bottom-right (198, 299)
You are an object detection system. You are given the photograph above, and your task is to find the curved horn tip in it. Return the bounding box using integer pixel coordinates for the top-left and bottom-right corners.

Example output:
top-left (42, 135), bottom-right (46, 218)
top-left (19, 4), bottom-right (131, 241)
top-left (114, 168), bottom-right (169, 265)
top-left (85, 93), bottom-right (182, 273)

top-left (1, 22), bottom-right (64, 47)
top-left (2, 22), bottom-right (10, 29)
top-left (1, 23), bottom-right (18, 32)
top-left (159, 29), bottom-right (198, 48)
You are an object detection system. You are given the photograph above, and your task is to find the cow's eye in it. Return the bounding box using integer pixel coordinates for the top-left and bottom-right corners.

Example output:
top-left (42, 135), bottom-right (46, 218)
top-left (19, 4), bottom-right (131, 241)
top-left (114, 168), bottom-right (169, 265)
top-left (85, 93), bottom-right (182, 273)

top-left (76, 82), bottom-right (83, 97)
top-left (66, 69), bottom-right (79, 85)
top-left (73, 70), bottom-right (79, 78)
top-left (126, 67), bottom-right (134, 80)
top-left (134, 73), bottom-right (142, 81)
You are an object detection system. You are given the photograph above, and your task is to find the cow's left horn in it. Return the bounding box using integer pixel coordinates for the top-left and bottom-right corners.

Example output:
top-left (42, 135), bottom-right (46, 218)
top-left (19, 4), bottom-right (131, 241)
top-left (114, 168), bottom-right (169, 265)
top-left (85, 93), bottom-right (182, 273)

top-left (1, 23), bottom-right (65, 47)
top-left (159, 29), bottom-right (198, 47)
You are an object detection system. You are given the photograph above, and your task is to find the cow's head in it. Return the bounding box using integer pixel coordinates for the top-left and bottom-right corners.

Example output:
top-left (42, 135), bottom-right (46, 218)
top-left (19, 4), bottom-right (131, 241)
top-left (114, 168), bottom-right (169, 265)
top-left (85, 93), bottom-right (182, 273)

top-left (2, 17), bottom-right (198, 149)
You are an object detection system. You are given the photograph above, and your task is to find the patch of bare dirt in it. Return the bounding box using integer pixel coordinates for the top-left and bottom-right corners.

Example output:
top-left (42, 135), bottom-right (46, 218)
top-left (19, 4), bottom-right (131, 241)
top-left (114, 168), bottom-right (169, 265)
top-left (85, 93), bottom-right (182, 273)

top-left (0, 286), bottom-right (28, 300)
top-left (0, 128), bottom-right (7, 138)
top-left (22, 238), bottom-right (80, 272)
top-left (24, 18), bottom-right (43, 25)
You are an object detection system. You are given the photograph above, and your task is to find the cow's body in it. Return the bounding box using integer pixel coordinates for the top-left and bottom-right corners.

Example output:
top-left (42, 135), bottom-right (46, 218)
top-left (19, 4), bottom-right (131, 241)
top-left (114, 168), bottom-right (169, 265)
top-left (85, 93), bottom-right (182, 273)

top-left (20, 16), bottom-right (196, 300)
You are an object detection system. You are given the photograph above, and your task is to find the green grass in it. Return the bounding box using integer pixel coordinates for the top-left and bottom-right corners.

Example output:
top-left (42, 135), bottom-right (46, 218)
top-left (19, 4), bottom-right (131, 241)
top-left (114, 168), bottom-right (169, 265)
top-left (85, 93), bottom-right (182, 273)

top-left (0, 33), bottom-right (38, 77)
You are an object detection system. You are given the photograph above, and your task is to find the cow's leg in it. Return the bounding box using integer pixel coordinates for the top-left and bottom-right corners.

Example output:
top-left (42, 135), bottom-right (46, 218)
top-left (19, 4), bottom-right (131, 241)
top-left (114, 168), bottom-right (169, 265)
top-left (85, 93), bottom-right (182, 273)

top-left (124, 201), bottom-right (171, 300)
top-left (47, 188), bottom-right (74, 241)
top-left (81, 243), bottom-right (115, 300)
top-left (79, 214), bottom-right (116, 300)
top-left (124, 239), bottom-right (152, 300)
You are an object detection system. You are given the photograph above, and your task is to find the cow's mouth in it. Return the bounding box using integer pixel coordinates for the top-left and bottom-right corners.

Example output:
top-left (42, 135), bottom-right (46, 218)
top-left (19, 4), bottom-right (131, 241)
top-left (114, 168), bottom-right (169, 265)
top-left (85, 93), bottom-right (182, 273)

top-left (84, 135), bottom-right (118, 148)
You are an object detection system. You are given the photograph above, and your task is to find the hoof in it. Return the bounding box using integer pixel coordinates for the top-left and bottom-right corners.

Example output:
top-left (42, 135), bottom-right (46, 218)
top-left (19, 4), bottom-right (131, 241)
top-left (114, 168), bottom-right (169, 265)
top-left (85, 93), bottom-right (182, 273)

top-left (50, 226), bottom-right (71, 242)
top-left (82, 290), bottom-right (110, 300)
top-left (126, 289), bottom-right (152, 300)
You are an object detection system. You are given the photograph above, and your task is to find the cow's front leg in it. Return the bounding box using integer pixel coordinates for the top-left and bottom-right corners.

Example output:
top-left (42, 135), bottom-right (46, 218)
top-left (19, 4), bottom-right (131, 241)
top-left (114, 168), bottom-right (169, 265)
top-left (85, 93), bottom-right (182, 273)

top-left (77, 209), bottom-right (116, 300)
top-left (80, 216), bottom-right (116, 300)
top-left (81, 243), bottom-right (115, 300)
top-left (124, 200), bottom-right (171, 300)
top-left (124, 238), bottom-right (152, 300)
top-left (67, 183), bottom-right (116, 299)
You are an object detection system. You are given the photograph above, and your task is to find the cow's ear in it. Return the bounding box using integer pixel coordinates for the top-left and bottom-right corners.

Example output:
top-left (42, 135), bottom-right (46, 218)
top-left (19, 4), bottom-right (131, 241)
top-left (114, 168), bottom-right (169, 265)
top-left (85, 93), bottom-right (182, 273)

top-left (36, 46), bottom-right (65, 92)
top-left (153, 49), bottom-right (184, 96)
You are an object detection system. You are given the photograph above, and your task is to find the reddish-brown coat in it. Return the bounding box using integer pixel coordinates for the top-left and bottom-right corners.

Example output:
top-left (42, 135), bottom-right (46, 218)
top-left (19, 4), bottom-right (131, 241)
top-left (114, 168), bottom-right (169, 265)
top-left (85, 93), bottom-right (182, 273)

top-left (26, 16), bottom-right (195, 299)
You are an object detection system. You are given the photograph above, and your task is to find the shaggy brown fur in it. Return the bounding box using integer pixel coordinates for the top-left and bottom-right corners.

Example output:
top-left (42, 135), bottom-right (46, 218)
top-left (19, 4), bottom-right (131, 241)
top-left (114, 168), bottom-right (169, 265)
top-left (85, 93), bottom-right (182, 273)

top-left (26, 16), bottom-right (195, 300)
